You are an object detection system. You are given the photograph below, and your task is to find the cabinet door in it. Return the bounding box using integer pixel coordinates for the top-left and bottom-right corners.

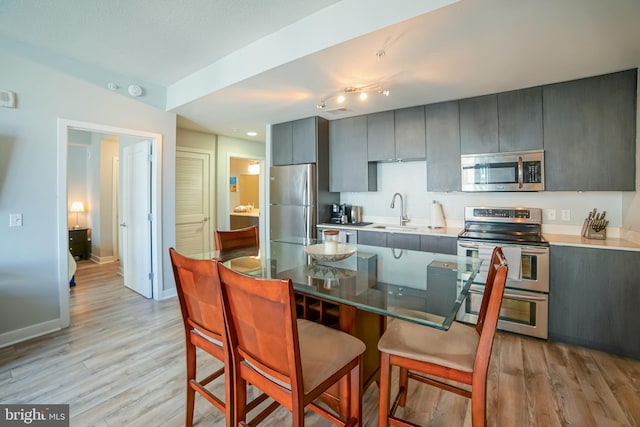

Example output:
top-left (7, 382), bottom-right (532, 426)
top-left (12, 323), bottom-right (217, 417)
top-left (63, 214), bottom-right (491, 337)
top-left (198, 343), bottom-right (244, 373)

top-left (543, 69), bottom-right (636, 191)
top-left (460, 94), bottom-right (499, 154)
top-left (549, 246), bottom-right (640, 360)
top-left (292, 117), bottom-right (317, 164)
top-left (426, 101), bottom-right (461, 192)
top-left (498, 87), bottom-right (543, 152)
top-left (395, 106), bottom-right (426, 160)
top-left (330, 116), bottom-right (377, 192)
top-left (367, 111), bottom-right (395, 161)
top-left (271, 121), bottom-right (293, 165)
top-left (419, 235), bottom-right (456, 255)
top-left (387, 233), bottom-right (420, 251)
top-left (357, 230), bottom-right (387, 247)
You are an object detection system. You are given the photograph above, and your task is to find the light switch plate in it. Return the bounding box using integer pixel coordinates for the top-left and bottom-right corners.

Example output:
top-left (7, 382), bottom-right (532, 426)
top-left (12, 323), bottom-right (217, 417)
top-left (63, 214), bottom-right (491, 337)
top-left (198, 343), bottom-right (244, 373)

top-left (10, 213), bottom-right (23, 227)
top-left (545, 209), bottom-right (556, 221)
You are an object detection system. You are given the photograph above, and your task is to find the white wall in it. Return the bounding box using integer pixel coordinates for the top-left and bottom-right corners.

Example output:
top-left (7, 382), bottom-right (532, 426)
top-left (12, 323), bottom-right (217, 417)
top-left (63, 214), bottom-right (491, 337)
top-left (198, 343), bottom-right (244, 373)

top-left (340, 160), bottom-right (636, 236)
top-left (0, 45), bottom-right (177, 346)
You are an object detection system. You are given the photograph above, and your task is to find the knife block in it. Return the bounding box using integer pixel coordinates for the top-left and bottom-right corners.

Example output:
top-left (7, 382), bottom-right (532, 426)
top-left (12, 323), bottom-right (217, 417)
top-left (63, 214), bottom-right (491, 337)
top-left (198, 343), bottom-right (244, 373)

top-left (586, 227), bottom-right (606, 240)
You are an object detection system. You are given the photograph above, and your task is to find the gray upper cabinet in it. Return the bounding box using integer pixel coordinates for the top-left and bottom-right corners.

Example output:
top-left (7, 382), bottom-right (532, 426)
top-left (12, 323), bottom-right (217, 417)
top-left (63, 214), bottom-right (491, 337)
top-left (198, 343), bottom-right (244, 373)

top-left (271, 121), bottom-right (293, 165)
top-left (271, 117), bottom-right (320, 165)
top-left (543, 69), bottom-right (637, 191)
top-left (498, 87), bottom-right (543, 152)
top-left (367, 107), bottom-right (426, 161)
top-left (330, 116), bottom-right (377, 192)
top-left (426, 101), bottom-right (461, 192)
top-left (460, 94), bottom-right (499, 154)
top-left (367, 111), bottom-right (395, 161)
top-left (394, 106), bottom-right (426, 160)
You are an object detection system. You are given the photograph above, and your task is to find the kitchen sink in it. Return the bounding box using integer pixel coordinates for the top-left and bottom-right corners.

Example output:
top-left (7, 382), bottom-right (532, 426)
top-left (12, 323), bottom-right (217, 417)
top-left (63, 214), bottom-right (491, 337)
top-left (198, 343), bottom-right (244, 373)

top-left (372, 225), bottom-right (417, 232)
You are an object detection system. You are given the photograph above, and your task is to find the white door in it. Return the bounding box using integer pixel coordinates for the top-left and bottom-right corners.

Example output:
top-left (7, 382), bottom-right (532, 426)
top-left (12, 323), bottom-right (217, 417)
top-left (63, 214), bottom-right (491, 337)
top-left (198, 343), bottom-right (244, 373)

top-left (175, 149), bottom-right (211, 256)
top-left (121, 140), bottom-right (152, 298)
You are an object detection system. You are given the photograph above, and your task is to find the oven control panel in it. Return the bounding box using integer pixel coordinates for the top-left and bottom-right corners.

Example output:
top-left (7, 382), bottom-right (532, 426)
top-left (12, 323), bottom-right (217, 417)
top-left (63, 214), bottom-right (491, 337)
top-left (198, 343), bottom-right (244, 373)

top-left (465, 207), bottom-right (542, 224)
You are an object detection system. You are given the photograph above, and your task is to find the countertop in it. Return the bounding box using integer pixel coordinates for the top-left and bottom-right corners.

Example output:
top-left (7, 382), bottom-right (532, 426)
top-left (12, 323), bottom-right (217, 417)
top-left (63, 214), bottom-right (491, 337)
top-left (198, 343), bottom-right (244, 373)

top-left (230, 208), bottom-right (259, 217)
top-left (317, 222), bottom-right (461, 238)
top-left (317, 222), bottom-right (640, 252)
top-left (543, 233), bottom-right (640, 252)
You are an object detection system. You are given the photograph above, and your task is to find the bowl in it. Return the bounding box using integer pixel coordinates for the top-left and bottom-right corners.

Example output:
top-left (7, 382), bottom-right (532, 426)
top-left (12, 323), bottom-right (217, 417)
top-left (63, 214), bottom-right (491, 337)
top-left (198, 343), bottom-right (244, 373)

top-left (303, 243), bottom-right (356, 262)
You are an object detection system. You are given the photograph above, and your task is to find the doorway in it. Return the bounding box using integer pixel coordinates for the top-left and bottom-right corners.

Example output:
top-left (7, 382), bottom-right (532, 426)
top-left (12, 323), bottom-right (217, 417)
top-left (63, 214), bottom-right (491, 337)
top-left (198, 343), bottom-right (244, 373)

top-left (57, 119), bottom-right (163, 326)
top-left (228, 156), bottom-right (262, 231)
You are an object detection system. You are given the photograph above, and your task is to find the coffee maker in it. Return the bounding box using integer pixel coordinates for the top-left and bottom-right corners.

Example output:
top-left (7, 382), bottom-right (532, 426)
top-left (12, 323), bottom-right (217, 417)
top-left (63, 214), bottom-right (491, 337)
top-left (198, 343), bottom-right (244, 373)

top-left (330, 204), bottom-right (351, 224)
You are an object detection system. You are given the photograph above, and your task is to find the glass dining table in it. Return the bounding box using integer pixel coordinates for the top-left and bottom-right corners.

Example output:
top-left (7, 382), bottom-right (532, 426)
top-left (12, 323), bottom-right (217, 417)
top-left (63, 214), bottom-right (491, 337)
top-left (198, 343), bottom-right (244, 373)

top-left (215, 236), bottom-right (482, 413)
top-left (219, 237), bottom-right (482, 330)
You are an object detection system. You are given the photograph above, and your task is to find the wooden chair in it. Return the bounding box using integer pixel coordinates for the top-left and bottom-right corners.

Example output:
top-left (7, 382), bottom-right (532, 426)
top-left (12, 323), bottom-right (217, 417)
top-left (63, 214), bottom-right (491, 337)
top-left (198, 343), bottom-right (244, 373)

top-left (217, 261), bottom-right (366, 427)
top-left (377, 247), bottom-right (508, 427)
top-left (214, 225), bottom-right (259, 251)
top-left (169, 248), bottom-right (268, 427)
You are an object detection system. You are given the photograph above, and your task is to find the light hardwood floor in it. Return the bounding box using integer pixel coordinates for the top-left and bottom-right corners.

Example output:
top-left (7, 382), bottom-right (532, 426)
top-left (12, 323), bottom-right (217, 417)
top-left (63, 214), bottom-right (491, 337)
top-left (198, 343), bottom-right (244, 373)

top-left (1, 261), bottom-right (639, 426)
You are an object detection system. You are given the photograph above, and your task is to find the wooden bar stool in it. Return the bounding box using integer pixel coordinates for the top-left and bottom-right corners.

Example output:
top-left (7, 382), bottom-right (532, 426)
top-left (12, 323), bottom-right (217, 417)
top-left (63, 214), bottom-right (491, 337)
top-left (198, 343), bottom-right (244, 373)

top-left (214, 225), bottom-right (259, 251)
top-left (169, 248), bottom-right (268, 427)
top-left (377, 247), bottom-right (509, 427)
top-left (217, 261), bottom-right (366, 426)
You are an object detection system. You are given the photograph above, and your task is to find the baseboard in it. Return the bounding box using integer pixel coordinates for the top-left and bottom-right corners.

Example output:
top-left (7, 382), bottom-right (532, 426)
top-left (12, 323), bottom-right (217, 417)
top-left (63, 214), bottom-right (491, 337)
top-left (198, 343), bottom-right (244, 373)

top-left (0, 318), bottom-right (64, 349)
top-left (89, 254), bottom-right (116, 264)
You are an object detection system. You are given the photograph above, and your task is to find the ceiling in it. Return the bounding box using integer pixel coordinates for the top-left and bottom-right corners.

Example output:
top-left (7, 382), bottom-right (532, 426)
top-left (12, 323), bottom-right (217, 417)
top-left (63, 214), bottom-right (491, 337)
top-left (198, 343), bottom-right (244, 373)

top-left (1, 0), bottom-right (640, 142)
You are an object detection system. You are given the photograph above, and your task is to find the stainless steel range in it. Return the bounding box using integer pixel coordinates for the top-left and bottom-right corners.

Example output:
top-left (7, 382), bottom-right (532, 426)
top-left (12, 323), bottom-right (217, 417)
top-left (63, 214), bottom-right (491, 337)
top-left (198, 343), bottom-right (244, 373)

top-left (457, 207), bottom-right (549, 339)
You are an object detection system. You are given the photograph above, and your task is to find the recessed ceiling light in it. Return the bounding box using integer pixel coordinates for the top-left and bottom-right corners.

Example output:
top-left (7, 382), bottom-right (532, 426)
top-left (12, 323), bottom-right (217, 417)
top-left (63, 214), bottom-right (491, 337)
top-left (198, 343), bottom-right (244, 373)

top-left (247, 131), bottom-right (257, 137)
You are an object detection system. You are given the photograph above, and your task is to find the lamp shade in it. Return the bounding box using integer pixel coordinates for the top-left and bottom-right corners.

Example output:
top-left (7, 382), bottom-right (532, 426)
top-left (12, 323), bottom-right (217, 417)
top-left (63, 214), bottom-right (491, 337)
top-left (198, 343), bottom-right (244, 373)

top-left (70, 201), bottom-right (85, 213)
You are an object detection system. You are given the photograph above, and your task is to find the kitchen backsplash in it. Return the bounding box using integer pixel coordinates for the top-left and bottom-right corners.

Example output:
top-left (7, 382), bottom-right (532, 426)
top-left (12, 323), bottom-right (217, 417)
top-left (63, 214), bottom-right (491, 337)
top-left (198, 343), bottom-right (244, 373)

top-left (339, 161), bottom-right (626, 235)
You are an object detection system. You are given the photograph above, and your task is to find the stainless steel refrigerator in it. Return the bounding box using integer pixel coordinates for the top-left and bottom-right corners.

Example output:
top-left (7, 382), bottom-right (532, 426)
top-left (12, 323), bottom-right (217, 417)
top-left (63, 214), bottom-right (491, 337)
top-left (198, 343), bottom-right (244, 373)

top-left (269, 163), bottom-right (337, 240)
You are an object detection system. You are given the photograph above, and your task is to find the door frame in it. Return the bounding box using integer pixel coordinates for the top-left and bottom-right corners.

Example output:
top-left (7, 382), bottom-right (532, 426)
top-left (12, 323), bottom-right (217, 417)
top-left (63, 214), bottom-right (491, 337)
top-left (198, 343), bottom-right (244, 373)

top-left (225, 153), bottom-right (266, 245)
top-left (57, 119), bottom-right (164, 326)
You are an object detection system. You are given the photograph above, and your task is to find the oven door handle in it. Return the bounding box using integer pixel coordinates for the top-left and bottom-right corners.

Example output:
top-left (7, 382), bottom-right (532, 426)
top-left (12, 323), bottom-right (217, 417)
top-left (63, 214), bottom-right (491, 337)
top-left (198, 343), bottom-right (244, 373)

top-left (468, 288), bottom-right (547, 302)
top-left (458, 242), bottom-right (481, 249)
top-left (518, 156), bottom-right (524, 189)
top-left (503, 292), bottom-right (548, 302)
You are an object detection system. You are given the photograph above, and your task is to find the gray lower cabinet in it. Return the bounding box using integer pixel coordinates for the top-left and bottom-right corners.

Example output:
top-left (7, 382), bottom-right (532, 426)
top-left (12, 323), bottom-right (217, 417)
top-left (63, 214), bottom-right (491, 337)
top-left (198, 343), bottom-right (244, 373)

top-left (543, 69), bottom-right (637, 191)
top-left (357, 230), bottom-right (387, 247)
top-left (394, 106), bottom-right (426, 160)
top-left (549, 245), bottom-right (640, 360)
top-left (460, 94), bottom-right (499, 154)
top-left (425, 101), bottom-right (461, 192)
top-left (272, 117), bottom-right (323, 165)
top-left (330, 116), bottom-right (377, 192)
top-left (387, 233), bottom-right (421, 251)
top-left (356, 230), bottom-right (455, 254)
top-left (420, 235), bottom-right (457, 255)
top-left (497, 87), bottom-right (543, 152)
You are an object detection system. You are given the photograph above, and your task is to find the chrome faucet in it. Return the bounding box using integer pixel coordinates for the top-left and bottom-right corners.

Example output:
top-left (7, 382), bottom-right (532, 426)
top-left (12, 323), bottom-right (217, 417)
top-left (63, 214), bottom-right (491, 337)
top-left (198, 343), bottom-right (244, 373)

top-left (390, 192), bottom-right (409, 226)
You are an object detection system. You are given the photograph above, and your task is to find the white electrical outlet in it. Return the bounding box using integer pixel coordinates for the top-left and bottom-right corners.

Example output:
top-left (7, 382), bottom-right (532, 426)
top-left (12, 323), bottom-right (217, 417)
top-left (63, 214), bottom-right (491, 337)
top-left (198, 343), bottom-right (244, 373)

top-left (9, 213), bottom-right (23, 227)
top-left (546, 209), bottom-right (557, 221)
top-left (561, 209), bottom-right (571, 221)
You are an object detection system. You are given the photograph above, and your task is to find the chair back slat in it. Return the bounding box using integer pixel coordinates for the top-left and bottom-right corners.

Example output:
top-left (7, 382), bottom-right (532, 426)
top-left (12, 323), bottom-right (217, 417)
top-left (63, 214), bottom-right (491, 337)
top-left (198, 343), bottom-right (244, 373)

top-left (215, 225), bottom-right (259, 251)
top-left (169, 248), bottom-right (224, 339)
top-left (475, 247), bottom-right (508, 335)
top-left (217, 262), bottom-right (301, 389)
top-left (473, 254), bottom-right (508, 394)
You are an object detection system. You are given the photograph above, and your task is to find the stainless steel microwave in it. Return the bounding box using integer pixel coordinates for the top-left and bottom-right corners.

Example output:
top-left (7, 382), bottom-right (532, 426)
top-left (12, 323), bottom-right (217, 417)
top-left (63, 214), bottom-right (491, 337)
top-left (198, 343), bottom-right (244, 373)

top-left (461, 150), bottom-right (544, 192)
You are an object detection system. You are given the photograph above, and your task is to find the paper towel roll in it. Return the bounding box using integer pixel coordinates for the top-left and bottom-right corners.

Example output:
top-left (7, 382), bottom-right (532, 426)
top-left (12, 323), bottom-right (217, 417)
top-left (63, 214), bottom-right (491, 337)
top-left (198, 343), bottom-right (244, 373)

top-left (429, 200), bottom-right (446, 229)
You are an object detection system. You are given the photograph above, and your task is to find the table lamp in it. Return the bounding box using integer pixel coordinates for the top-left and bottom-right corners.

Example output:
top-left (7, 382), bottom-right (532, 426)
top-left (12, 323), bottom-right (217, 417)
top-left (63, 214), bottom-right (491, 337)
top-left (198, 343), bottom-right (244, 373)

top-left (70, 201), bottom-right (85, 229)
